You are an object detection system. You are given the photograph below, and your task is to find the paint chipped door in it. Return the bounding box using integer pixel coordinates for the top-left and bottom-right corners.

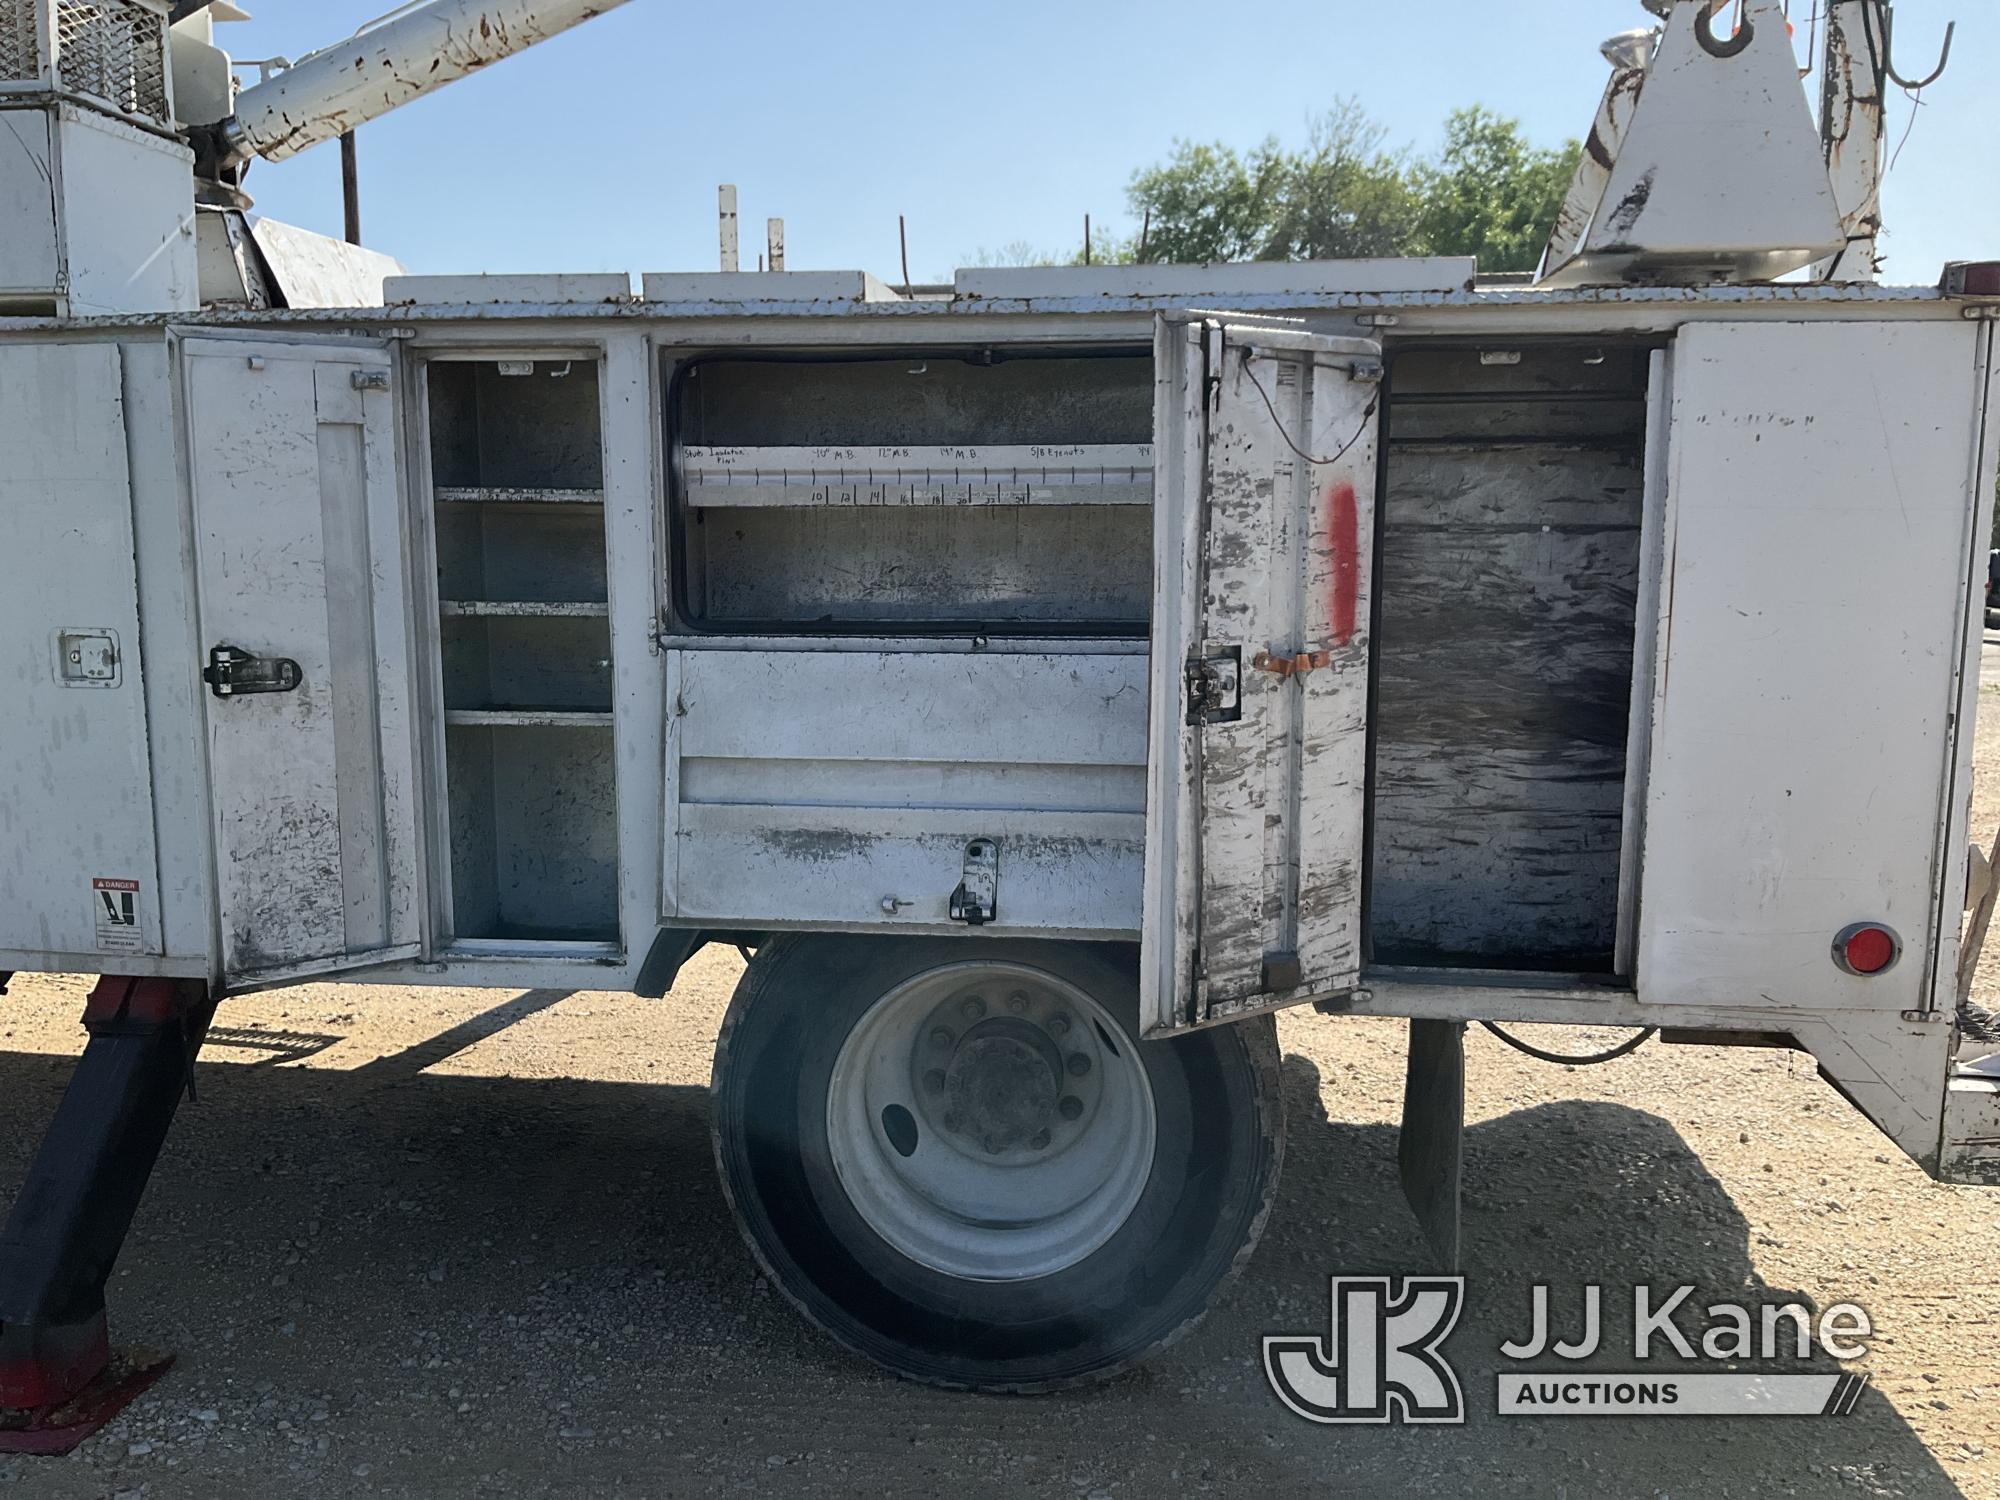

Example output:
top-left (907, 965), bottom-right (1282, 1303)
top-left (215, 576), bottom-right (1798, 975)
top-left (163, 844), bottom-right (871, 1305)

top-left (1142, 316), bottom-right (1383, 1033)
top-left (184, 338), bottom-right (421, 985)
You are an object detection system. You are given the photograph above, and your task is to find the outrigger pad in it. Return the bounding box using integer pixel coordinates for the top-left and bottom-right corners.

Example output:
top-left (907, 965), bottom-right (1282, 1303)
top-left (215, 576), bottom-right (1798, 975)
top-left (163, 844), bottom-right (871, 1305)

top-left (0, 1349), bottom-right (174, 1456)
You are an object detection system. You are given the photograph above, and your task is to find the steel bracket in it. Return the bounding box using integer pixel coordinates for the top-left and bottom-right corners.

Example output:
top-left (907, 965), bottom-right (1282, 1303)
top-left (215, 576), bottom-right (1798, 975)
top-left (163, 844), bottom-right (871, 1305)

top-left (948, 839), bottom-right (999, 926)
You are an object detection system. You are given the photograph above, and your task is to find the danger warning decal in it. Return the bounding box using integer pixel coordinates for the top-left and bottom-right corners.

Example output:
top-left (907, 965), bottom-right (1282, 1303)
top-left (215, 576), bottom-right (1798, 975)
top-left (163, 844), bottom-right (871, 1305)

top-left (92, 877), bottom-right (143, 954)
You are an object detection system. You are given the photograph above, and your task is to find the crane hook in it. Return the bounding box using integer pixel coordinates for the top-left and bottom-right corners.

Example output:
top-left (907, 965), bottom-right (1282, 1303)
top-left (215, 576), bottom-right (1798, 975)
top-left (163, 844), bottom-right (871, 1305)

top-left (1693, 0), bottom-right (1754, 60)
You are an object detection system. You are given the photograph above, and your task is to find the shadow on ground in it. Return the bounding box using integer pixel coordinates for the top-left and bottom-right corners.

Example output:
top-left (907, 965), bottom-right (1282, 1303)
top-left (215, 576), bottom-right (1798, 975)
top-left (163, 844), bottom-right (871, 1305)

top-left (0, 1000), bottom-right (1960, 1498)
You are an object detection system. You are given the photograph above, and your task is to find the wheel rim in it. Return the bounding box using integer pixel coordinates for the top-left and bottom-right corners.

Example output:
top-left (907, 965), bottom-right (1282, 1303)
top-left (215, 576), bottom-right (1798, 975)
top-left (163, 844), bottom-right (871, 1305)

top-left (825, 959), bottom-right (1158, 1282)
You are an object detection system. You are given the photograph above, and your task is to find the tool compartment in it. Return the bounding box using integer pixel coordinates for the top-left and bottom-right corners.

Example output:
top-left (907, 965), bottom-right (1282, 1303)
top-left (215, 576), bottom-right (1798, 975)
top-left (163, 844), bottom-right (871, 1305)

top-left (423, 356), bottom-right (619, 948)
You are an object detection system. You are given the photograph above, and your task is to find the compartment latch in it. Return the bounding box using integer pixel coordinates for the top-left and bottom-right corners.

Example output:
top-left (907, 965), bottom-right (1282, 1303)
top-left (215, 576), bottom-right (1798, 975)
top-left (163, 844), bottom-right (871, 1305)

top-left (948, 839), bottom-right (999, 926)
top-left (202, 644), bottom-right (304, 700)
top-left (1185, 649), bottom-right (1242, 725)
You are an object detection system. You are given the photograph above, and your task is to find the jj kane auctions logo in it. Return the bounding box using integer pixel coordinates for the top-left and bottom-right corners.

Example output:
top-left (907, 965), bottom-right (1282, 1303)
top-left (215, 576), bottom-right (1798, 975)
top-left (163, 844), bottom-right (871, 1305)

top-left (1265, 1278), bottom-right (1873, 1423)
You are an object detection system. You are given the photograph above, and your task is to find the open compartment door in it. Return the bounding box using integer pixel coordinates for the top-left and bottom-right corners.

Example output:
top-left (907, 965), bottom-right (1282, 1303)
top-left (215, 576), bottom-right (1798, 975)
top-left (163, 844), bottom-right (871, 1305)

top-left (183, 337), bottom-right (422, 986)
top-left (1634, 319), bottom-right (1986, 1172)
top-left (1142, 315), bottom-right (1383, 1033)
top-left (1636, 320), bottom-right (1982, 1015)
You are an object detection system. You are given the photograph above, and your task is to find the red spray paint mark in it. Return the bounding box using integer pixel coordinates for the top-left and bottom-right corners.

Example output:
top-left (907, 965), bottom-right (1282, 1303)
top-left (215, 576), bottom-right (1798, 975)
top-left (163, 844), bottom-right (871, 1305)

top-left (1327, 480), bottom-right (1359, 646)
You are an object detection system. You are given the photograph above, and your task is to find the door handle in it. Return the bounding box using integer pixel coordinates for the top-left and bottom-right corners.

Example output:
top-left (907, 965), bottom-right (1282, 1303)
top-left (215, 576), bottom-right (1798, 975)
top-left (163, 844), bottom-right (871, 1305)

top-left (202, 644), bottom-right (304, 699)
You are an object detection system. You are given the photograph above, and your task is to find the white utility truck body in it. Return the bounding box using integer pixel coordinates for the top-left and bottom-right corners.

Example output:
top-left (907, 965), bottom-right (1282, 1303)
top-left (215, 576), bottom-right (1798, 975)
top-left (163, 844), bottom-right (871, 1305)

top-left (1, 0), bottom-right (1996, 1412)
top-left (7, 281), bottom-right (1993, 1155)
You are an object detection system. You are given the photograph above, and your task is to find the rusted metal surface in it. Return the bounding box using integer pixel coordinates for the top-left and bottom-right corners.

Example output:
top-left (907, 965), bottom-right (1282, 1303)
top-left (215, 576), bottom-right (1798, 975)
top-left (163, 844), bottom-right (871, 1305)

top-left (226, 0), bottom-right (631, 165)
top-left (1541, 62), bottom-right (1647, 273)
top-left (1816, 1), bottom-right (1886, 281)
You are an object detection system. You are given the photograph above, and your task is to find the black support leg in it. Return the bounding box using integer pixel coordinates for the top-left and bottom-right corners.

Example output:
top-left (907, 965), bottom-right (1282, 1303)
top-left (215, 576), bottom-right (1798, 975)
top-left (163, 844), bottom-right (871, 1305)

top-left (0, 976), bottom-right (215, 1453)
top-left (1398, 1017), bottom-right (1466, 1269)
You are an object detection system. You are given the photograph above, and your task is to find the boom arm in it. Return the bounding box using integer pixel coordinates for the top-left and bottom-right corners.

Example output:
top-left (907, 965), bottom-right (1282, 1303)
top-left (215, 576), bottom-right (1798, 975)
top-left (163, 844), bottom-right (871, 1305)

top-left (214, 0), bottom-right (630, 167)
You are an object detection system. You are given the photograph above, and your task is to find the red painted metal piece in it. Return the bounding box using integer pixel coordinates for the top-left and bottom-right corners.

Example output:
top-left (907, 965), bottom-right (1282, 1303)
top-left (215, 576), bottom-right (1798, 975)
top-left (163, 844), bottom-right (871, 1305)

top-left (83, 974), bottom-right (198, 1030)
top-left (1327, 480), bottom-right (1360, 647)
top-left (0, 1350), bottom-right (175, 1456)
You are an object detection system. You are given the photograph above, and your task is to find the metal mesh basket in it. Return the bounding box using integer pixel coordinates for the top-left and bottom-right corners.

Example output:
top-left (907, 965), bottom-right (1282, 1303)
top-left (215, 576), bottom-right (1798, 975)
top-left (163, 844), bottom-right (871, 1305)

top-left (53, 1), bottom-right (169, 125)
top-left (0, 0), bottom-right (45, 84)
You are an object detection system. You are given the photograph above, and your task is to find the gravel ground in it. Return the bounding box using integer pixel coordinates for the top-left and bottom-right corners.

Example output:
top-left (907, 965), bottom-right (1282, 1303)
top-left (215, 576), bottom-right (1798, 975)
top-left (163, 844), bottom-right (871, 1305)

top-left (3, 686), bottom-right (2000, 1498)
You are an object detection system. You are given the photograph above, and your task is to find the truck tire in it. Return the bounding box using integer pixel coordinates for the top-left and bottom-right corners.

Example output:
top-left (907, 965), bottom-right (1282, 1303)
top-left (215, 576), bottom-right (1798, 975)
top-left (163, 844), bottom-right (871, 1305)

top-left (709, 934), bottom-right (1284, 1391)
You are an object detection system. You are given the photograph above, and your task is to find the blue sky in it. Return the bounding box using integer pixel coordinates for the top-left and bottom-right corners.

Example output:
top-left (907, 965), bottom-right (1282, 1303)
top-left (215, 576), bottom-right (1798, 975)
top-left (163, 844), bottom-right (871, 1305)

top-left (225, 0), bottom-right (1990, 285)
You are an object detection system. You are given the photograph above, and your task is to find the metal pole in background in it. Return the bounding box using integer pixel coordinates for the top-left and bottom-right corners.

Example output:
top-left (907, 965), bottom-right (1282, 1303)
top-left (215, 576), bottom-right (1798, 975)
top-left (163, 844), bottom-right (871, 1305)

top-left (719, 185), bottom-right (740, 272)
top-left (340, 130), bottom-right (362, 246)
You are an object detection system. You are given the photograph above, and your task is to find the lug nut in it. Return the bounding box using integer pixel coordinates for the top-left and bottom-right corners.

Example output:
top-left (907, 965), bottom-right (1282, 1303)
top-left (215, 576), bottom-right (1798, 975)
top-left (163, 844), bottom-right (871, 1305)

top-left (1047, 1013), bottom-right (1072, 1037)
top-left (930, 1026), bottom-right (954, 1050)
top-left (961, 995), bottom-right (987, 1020)
top-left (1030, 1129), bottom-right (1051, 1151)
top-left (922, 1068), bottom-right (947, 1096)
top-left (982, 1137), bottom-right (1003, 1155)
top-left (1006, 990), bottom-right (1030, 1014)
top-left (1066, 1052), bottom-right (1091, 1077)
top-left (1058, 1095), bottom-right (1083, 1121)
top-left (943, 1110), bottom-right (964, 1133)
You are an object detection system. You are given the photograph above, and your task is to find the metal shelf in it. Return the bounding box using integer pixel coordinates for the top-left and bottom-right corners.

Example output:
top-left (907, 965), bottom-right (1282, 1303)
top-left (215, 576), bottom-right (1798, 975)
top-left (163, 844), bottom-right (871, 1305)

top-left (443, 710), bottom-right (614, 728)
top-left (434, 486), bottom-right (604, 505)
top-left (679, 443), bottom-right (1152, 508)
top-left (439, 600), bottom-right (609, 618)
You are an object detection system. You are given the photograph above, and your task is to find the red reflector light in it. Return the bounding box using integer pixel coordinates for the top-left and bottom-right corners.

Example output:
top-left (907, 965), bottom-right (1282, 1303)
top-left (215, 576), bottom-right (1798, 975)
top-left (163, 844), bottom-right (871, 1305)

top-left (1833, 923), bottom-right (1900, 976)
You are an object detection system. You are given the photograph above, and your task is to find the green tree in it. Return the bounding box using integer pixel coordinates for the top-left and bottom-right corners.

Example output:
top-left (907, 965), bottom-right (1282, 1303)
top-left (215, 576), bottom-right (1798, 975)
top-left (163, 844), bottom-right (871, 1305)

top-left (1099, 99), bottom-right (1576, 274)
top-left (1124, 138), bottom-right (1294, 264)
top-left (1412, 106), bottom-right (1581, 272)
top-left (1260, 101), bottom-right (1421, 261)
top-left (1126, 101), bottom-right (1415, 264)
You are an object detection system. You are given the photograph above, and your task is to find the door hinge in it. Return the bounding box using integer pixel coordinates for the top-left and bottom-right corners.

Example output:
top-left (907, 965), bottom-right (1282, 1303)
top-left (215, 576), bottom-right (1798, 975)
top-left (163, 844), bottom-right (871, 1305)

top-left (1251, 647), bottom-right (1332, 679)
top-left (350, 368), bottom-right (390, 391)
top-left (948, 838), bottom-right (999, 926)
top-left (202, 644), bottom-right (304, 699)
top-left (1185, 648), bottom-right (1242, 725)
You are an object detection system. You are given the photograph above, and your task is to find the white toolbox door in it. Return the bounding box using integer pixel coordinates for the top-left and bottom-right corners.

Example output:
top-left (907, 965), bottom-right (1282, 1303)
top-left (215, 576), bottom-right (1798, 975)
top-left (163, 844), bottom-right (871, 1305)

top-left (0, 343), bottom-right (162, 962)
top-left (1637, 319), bottom-right (1984, 1013)
top-left (1142, 315), bottom-right (1384, 1032)
top-left (184, 339), bottom-right (421, 984)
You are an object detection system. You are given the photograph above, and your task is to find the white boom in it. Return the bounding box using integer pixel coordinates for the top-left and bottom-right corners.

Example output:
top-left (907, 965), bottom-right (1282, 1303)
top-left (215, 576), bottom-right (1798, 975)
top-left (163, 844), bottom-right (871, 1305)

top-left (219, 0), bottom-right (631, 166)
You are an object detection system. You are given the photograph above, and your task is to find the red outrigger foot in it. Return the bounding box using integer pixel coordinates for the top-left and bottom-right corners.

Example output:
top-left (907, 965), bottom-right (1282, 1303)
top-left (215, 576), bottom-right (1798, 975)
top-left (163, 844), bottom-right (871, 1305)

top-left (0, 1349), bottom-right (176, 1456)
